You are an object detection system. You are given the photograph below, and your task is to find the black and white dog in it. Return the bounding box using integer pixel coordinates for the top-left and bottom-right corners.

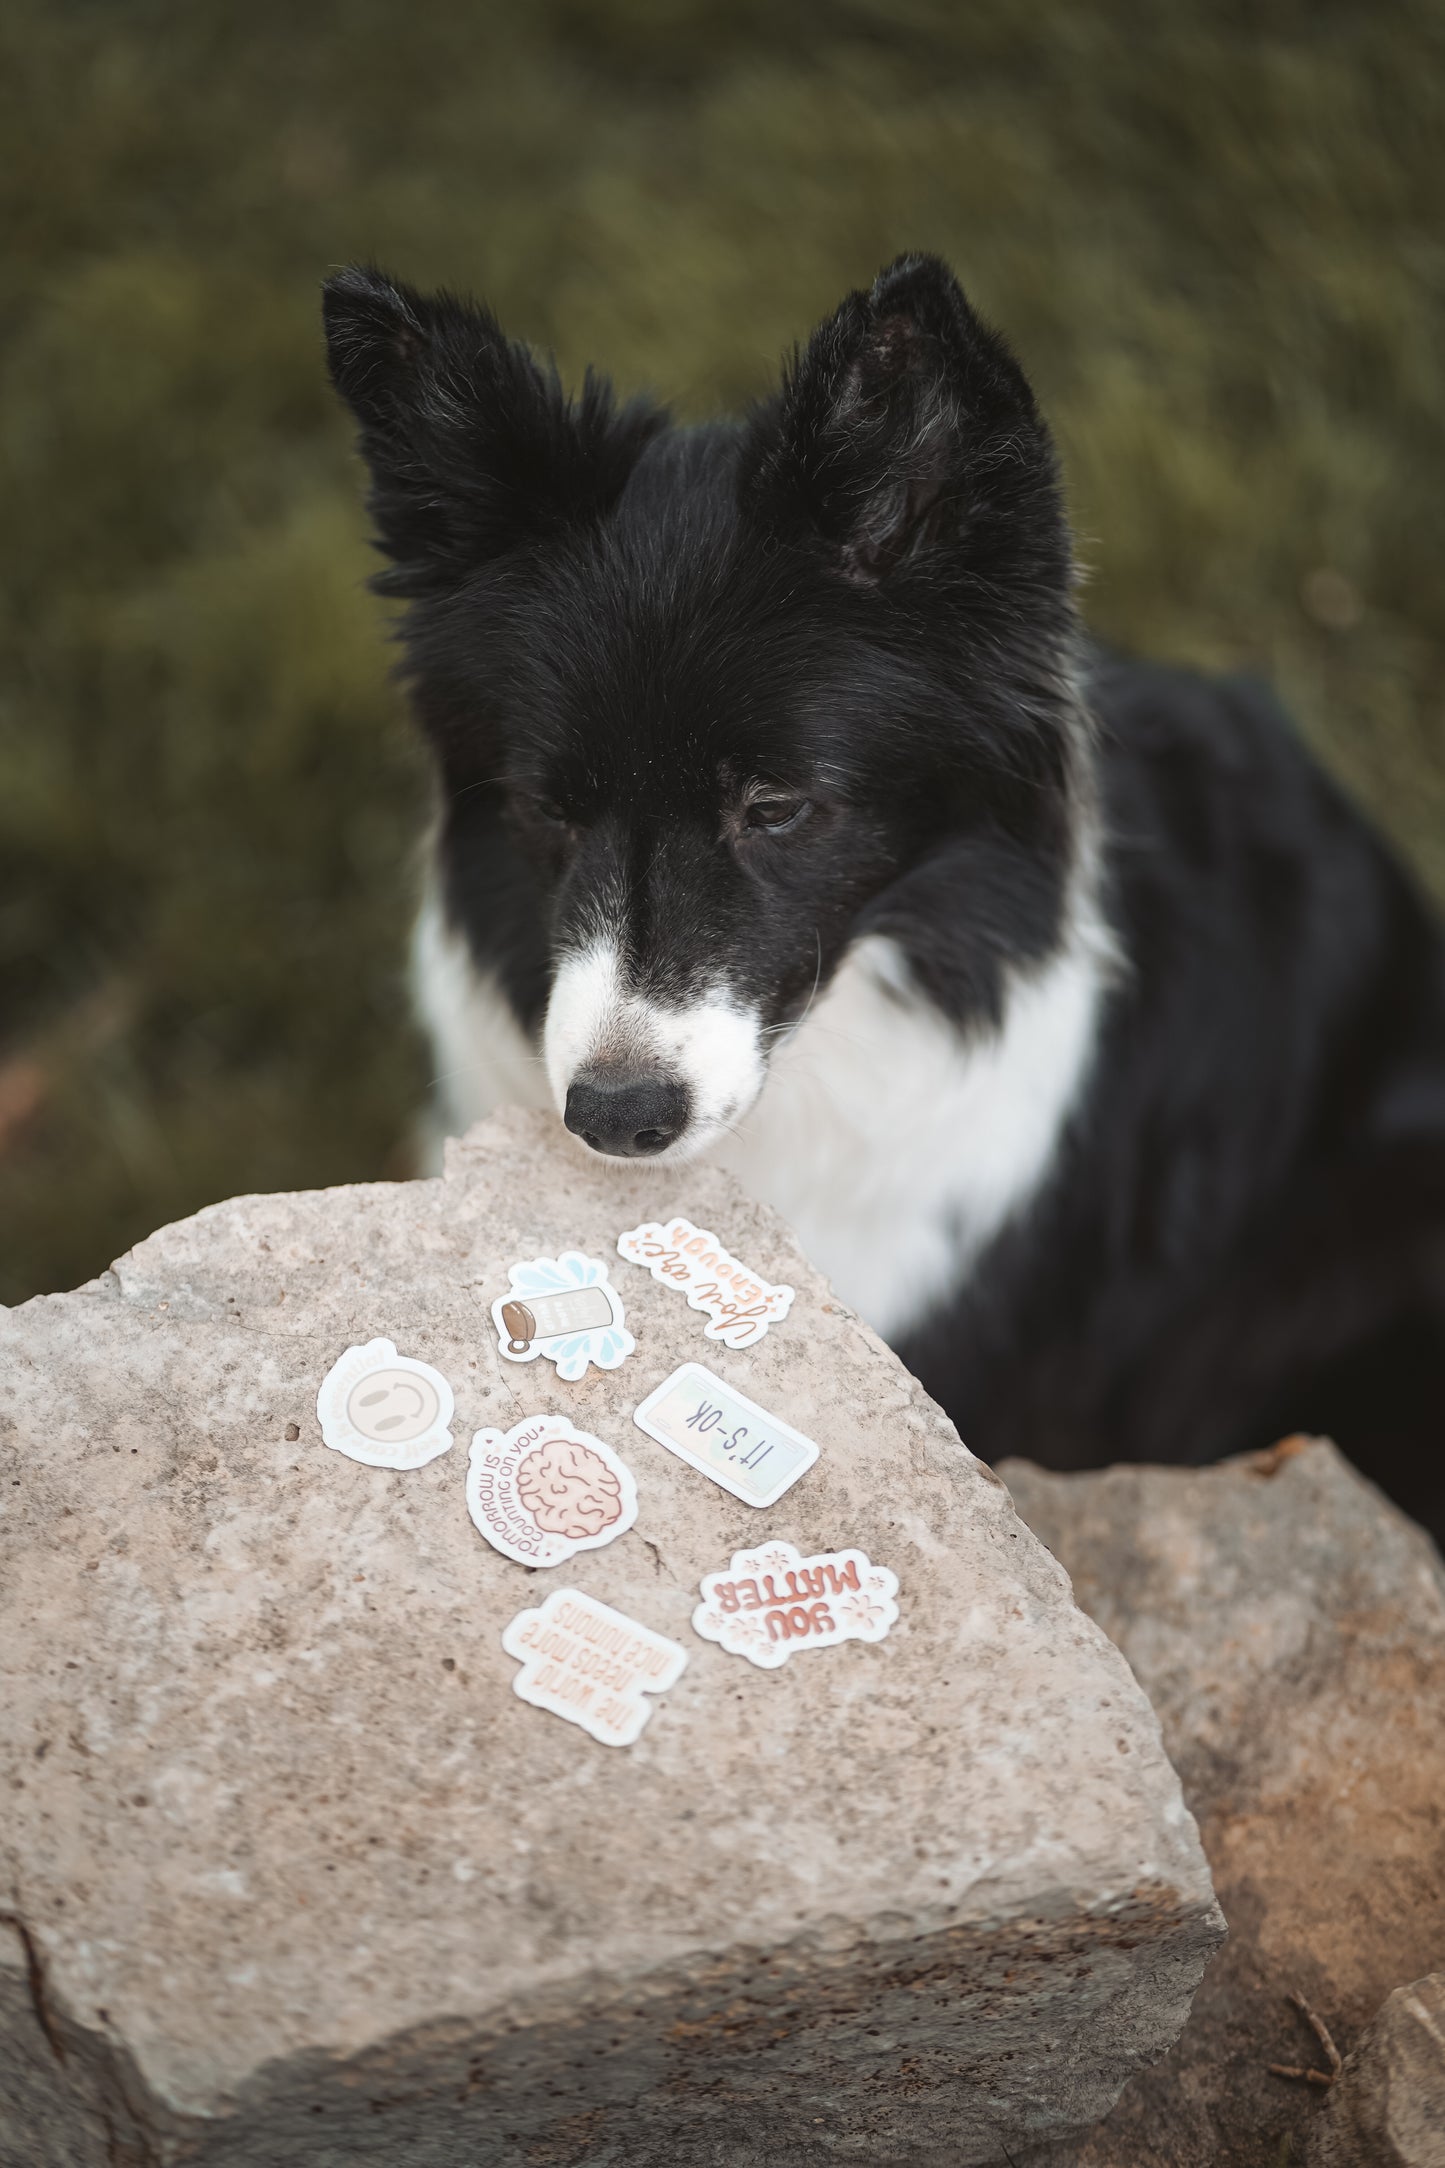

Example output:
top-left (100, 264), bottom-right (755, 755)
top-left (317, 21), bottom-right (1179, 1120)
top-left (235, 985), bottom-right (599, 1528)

top-left (324, 254), bottom-right (1445, 1542)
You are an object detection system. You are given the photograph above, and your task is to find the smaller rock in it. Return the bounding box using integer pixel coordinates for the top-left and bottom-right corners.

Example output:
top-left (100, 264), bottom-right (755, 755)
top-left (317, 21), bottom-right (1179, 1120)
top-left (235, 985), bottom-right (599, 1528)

top-left (1001, 1439), bottom-right (1445, 2168)
top-left (1310, 1974), bottom-right (1445, 2168)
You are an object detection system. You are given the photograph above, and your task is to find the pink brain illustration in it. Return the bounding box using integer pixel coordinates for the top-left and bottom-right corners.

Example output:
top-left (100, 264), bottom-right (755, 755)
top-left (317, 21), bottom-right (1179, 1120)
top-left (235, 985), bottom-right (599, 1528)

top-left (516, 1436), bottom-right (624, 1539)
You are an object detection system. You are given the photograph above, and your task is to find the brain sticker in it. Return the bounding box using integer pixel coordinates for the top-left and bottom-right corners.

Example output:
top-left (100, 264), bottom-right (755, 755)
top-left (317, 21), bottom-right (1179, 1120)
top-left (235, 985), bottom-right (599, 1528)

top-left (467, 1416), bottom-right (639, 1567)
top-left (316, 1339), bottom-right (455, 1469)
top-left (515, 1434), bottom-right (623, 1538)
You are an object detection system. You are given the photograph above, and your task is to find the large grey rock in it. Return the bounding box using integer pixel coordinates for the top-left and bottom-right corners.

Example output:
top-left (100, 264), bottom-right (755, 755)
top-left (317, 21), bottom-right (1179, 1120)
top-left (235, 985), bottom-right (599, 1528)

top-left (1, 1110), bottom-right (1221, 2167)
top-left (1311, 1974), bottom-right (1445, 2168)
top-left (1003, 1442), bottom-right (1445, 2168)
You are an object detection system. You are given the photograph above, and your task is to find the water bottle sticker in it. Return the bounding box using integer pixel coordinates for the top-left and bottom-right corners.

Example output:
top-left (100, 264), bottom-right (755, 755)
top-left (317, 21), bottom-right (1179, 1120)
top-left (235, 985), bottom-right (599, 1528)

top-left (315, 1338), bottom-right (455, 1470)
top-left (467, 1416), bottom-right (638, 1568)
top-left (492, 1252), bottom-right (635, 1381)
top-left (693, 1542), bottom-right (899, 1669)
top-left (502, 1586), bottom-right (688, 1748)
top-left (616, 1217), bottom-right (795, 1349)
top-left (631, 1363), bottom-right (819, 1507)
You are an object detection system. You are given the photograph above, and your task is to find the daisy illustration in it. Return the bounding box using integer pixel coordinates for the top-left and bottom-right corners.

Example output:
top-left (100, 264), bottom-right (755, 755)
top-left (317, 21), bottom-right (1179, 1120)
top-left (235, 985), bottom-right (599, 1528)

top-left (838, 1590), bottom-right (889, 1632)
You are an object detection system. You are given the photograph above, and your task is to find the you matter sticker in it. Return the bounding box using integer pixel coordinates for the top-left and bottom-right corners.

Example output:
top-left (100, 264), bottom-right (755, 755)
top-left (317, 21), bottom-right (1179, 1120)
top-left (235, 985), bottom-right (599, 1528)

top-left (616, 1217), bottom-right (794, 1349)
top-left (502, 1587), bottom-right (688, 1747)
top-left (315, 1339), bottom-right (455, 1470)
top-left (632, 1363), bottom-right (819, 1507)
top-left (693, 1542), bottom-right (899, 1669)
top-left (492, 1253), bottom-right (634, 1382)
top-left (467, 1416), bottom-right (638, 1568)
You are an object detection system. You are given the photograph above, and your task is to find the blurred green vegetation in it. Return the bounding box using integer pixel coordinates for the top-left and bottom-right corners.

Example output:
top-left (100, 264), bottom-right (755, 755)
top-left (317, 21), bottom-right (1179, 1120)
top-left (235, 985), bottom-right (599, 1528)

top-left (2, 0), bottom-right (1443, 1303)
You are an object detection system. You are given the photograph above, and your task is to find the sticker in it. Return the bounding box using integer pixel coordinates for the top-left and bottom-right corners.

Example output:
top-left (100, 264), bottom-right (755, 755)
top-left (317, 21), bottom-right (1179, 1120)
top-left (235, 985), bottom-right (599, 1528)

top-left (632, 1363), bottom-right (819, 1508)
top-left (466, 1416), bottom-right (638, 1567)
top-left (502, 1587), bottom-right (688, 1747)
top-left (693, 1542), bottom-right (899, 1668)
top-left (315, 1338), bottom-right (455, 1469)
top-left (616, 1217), bottom-right (795, 1349)
top-left (491, 1253), bottom-right (634, 1382)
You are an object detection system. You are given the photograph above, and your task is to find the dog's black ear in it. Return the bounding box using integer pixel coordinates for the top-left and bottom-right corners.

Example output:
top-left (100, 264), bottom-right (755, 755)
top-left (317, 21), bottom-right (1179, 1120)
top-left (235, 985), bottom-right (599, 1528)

top-left (322, 265), bottom-right (664, 597)
top-left (742, 254), bottom-right (1061, 589)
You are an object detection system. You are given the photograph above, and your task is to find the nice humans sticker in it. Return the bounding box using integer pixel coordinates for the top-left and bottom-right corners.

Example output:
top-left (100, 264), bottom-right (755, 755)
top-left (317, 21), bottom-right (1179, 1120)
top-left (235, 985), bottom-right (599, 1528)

top-left (694, 1542), bottom-right (899, 1669)
top-left (467, 1416), bottom-right (638, 1568)
top-left (632, 1363), bottom-right (819, 1508)
top-left (316, 1339), bottom-right (455, 1469)
top-left (616, 1217), bottom-right (794, 1349)
top-left (492, 1253), bottom-right (634, 1382)
top-left (502, 1587), bottom-right (688, 1747)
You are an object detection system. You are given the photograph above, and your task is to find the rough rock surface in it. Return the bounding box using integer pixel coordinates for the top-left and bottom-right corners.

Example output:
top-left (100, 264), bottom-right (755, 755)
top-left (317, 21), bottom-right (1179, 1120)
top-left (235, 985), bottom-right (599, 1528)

top-left (1003, 1442), bottom-right (1445, 2168)
top-left (0, 1110), bottom-right (1221, 2167)
top-left (1311, 1973), bottom-right (1445, 2168)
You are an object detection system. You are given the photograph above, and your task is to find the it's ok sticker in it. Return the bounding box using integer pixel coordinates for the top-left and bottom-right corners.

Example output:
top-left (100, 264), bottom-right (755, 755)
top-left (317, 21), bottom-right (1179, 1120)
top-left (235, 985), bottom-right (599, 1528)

top-left (632, 1363), bottom-right (818, 1507)
top-left (693, 1542), bottom-right (899, 1668)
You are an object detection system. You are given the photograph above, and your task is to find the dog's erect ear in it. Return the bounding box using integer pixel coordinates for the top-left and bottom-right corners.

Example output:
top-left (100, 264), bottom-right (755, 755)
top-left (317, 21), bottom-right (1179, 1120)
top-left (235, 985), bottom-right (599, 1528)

top-left (741, 254), bottom-right (1059, 588)
top-left (322, 265), bottom-right (664, 597)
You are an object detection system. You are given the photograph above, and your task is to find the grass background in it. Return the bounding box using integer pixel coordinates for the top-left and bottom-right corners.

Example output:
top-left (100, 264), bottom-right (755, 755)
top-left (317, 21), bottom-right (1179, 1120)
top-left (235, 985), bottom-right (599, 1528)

top-left (2, 0), bottom-right (1443, 1304)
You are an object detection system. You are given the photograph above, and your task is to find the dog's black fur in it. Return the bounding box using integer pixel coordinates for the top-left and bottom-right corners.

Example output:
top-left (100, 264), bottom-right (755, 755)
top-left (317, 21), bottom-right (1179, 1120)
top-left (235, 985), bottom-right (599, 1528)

top-left (325, 254), bottom-right (1445, 1543)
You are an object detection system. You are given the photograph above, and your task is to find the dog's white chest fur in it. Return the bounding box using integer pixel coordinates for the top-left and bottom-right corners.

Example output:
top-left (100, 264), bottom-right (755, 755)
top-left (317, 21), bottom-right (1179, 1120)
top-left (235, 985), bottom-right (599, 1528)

top-left (712, 932), bottom-right (1105, 1336)
top-left (414, 902), bottom-right (1108, 1340)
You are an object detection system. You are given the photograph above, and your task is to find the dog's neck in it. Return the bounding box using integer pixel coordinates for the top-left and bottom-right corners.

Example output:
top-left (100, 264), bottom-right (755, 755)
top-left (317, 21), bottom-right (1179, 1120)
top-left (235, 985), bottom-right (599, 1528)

top-left (711, 843), bottom-right (1117, 1337)
top-left (414, 820), bottom-right (1116, 1340)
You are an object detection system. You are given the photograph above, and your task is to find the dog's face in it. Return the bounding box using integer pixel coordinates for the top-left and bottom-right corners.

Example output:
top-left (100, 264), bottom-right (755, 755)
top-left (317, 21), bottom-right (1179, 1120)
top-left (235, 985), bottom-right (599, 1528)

top-left (325, 257), bottom-right (1079, 1162)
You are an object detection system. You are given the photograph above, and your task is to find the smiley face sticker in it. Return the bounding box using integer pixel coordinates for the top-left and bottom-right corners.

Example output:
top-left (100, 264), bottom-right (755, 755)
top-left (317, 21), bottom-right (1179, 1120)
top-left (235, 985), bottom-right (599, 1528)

top-left (316, 1339), bottom-right (455, 1469)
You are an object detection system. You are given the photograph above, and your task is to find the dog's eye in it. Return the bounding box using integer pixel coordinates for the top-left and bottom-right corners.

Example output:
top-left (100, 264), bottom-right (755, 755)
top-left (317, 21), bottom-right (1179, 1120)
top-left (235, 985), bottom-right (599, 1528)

top-left (535, 799), bottom-right (574, 828)
top-left (744, 795), bottom-right (811, 835)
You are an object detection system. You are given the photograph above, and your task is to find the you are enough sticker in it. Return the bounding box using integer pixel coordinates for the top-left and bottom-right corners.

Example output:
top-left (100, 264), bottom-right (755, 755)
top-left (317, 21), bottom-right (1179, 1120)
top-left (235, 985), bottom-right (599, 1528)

top-left (617, 1218), bottom-right (794, 1349)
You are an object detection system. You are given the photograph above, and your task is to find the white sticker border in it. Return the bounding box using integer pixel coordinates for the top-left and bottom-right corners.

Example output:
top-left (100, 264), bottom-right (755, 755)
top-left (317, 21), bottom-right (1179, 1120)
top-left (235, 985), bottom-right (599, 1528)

top-left (631, 1362), bottom-right (820, 1509)
top-left (502, 1586), bottom-right (689, 1748)
top-left (616, 1216), bottom-right (795, 1349)
top-left (466, 1415), bottom-right (639, 1569)
top-left (315, 1337), bottom-right (455, 1470)
top-left (692, 1541), bottom-right (900, 1669)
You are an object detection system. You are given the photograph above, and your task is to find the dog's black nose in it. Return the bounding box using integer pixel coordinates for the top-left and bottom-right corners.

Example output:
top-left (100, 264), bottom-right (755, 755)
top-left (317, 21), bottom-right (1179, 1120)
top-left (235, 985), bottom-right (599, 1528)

top-left (564, 1072), bottom-right (690, 1158)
